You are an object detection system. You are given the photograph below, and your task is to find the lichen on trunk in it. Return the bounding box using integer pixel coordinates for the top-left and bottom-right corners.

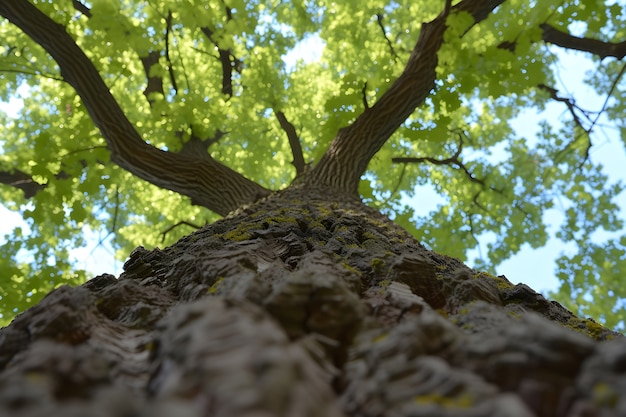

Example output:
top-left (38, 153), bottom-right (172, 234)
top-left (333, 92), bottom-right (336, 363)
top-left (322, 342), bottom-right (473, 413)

top-left (0, 187), bottom-right (623, 417)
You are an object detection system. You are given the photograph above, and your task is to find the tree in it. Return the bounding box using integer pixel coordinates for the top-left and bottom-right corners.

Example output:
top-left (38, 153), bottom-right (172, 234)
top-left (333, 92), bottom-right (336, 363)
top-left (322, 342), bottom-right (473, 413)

top-left (2, 0), bottom-right (626, 330)
top-left (0, 0), bottom-right (625, 415)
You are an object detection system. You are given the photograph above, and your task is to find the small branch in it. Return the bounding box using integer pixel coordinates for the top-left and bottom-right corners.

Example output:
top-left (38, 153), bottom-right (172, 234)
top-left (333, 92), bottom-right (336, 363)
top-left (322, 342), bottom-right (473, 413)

top-left (275, 110), bottom-right (305, 175)
top-left (199, 4), bottom-right (241, 98)
top-left (392, 134), bottom-right (488, 187)
top-left (538, 83), bottom-right (592, 166)
top-left (574, 61), bottom-right (626, 166)
top-left (0, 169), bottom-right (46, 198)
top-left (467, 214), bottom-right (482, 253)
top-left (72, 0), bottom-right (91, 18)
top-left (93, 185), bottom-right (119, 253)
top-left (381, 163), bottom-right (407, 205)
top-left (538, 84), bottom-right (588, 129)
top-left (139, 51), bottom-right (164, 104)
top-left (161, 220), bottom-right (203, 242)
top-left (591, 61), bottom-right (626, 129)
top-left (361, 82), bottom-right (370, 110)
top-left (472, 192), bottom-right (489, 213)
top-left (0, 67), bottom-right (64, 82)
top-left (539, 60), bottom-right (626, 169)
top-left (376, 13), bottom-right (398, 61)
top-left (164, 10), bottom-right (178, 94)
top-left (393, 155), bottom-right (485, 186)
top-left (540, 23), bottom-right (626, 60)
top-left (1, 146), bottom-right (109, 199)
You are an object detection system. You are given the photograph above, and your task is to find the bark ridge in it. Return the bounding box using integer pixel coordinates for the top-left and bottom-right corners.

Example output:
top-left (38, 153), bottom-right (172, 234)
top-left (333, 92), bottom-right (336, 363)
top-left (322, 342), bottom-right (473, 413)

top-left (0, 192), bottom-right (623, 417)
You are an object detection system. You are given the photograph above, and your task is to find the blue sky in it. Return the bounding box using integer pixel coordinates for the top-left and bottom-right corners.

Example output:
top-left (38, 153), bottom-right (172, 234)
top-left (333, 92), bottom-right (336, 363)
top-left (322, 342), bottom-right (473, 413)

top-left (494, 50), bottom-right (626, 293)
top-left (1, 35), bottom-right (625, 298)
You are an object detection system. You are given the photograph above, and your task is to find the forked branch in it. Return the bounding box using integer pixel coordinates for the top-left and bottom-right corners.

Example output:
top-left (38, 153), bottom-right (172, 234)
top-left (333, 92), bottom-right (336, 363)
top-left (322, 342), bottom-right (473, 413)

top-left (309, 0), bottom-right (505, 195)
top-left (0, 0), bottom-right (270, 216)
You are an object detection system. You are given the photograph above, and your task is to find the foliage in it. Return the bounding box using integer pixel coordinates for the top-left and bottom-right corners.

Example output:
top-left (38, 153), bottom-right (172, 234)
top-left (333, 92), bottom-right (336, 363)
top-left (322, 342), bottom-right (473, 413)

top-left (0, 0), bottom-right (625, 329)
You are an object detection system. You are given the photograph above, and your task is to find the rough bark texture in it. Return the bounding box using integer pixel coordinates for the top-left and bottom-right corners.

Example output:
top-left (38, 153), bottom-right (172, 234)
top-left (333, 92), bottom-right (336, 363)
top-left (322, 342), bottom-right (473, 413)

top-left (0, 188), bottom-right (623, 417)
top-left (2, 0), bottom-right (626, 414)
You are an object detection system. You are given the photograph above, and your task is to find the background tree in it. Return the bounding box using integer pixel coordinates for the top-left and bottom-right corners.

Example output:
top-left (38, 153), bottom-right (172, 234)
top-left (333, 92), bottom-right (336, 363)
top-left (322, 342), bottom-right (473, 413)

top-left (1, 0), bottom-right (626, 416)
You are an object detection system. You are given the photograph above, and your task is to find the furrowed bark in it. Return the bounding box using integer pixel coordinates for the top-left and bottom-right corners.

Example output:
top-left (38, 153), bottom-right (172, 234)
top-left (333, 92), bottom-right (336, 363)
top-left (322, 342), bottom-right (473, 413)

top-left (0, 193), bottom-right (622, 417)
top-left (309, 0), bottom-right (505, 195)
top-left (0, 0), bottom-right (270, 216)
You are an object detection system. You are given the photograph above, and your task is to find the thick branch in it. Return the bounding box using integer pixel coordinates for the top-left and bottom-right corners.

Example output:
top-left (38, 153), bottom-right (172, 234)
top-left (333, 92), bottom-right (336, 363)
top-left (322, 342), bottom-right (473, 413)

top-left (541, 23), bottom-right (626, 59)
top-left (0, 0), bottom-right (270, 216)
top-left (275, 110), bottom-right (305, 175)
top-left (309, 0), bottom-right (505, 195)
top-left (0, 169), bottom-right (46, 198)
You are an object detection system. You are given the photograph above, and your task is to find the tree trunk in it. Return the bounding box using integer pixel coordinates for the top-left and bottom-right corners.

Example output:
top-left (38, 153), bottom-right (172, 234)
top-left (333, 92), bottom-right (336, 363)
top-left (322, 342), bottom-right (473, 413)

top-left (0, 186), bottom-right (622, 417)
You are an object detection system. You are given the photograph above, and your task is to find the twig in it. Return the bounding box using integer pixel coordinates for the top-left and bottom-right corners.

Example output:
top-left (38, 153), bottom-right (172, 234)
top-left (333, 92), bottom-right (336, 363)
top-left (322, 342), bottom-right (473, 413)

top-left (275, 110), bottom-right (305, 175)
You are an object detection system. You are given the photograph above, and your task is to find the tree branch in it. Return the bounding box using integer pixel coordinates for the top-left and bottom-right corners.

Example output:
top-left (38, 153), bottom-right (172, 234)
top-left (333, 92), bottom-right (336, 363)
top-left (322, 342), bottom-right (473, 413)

top-left (179, 129), bottom-right (224, 158)
top-left (309, 0), bottom-right (505, 195)
top-left (540, 23), bottom-right (626, 60)
top-left (200, 26), bottom-right (242, 97)
top-left (538, 83), bottom-right (588, 129)
top-left (392, 145), bottom-right (486, 187)
top-left (139, 50), bottom-right (164, 104)
top-left (160, 220), bottom-right (203, 242)
top-left (392, 132), bottom-right (509, 193)
top-left (0, 169), bottom-right (46, 198)
top-left (275, 110), bottom-right (305, 175)
top-left (164, 10), bottom-right (178, 94)
top-left (0, 0), bottom-right (270, 216)
top-left (376, 13), bottom-right (399, 62)
top-left (199, 4), bottom-right (242, 99)
top-left (71, 0), bottom-right (165, 104)
top-left (361, 82), bottom-right (370, 110)
top-left (539, 60), bottom-right (626, 169)
top-left (71, 0), bottom-right (91, 18)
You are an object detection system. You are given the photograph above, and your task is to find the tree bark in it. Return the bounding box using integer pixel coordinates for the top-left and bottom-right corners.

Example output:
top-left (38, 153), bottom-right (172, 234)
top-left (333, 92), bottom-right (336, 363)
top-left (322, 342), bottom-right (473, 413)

top-left (0, 188), bottom-right (622, 417)
top-left (309, 0), bottom-right (505, 194)
top-left (2, 1), bottom-right (626, 416)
